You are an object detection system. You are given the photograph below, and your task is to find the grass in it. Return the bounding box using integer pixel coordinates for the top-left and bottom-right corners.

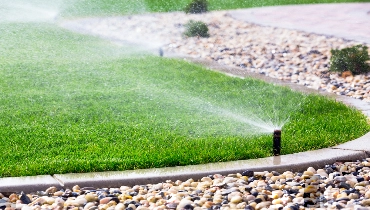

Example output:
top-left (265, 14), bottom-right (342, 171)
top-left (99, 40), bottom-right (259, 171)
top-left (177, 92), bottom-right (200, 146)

top-left (59, 0), bottom-right (370, 17)
top-left (0, 1), bottom-right (369, 177)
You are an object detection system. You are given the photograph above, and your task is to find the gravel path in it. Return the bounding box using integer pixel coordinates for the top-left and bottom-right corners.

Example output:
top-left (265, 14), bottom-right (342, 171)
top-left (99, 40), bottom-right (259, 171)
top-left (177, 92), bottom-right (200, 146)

top-left (60, 11), bottom-right (370, 103)
top-left (3, 159), bottom-right (370, 209)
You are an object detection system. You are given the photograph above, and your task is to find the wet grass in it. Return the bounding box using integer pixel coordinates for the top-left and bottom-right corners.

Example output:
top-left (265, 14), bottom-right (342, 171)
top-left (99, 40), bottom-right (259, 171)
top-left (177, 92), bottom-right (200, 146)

top-left (0, 22), bottom-right (369, 177)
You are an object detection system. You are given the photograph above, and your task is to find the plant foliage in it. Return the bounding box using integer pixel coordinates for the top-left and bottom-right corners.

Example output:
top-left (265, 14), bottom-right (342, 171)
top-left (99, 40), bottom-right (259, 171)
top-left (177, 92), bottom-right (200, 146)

top-left (183, 20), bottom-right (210, 38)
top-left (329, 45), bottom-right (370, 75)
top-left (184, 0), bottom-right (208, 14)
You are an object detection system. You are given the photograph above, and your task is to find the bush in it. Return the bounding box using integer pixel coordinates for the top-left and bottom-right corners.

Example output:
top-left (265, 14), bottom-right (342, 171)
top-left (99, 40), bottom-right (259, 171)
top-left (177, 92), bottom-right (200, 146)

top-left (329, 44), bottom-right (370, 75)
top-left (183, 20), bottom-right (210, 38)
top-left (184, 0), bottom-right (208, 14)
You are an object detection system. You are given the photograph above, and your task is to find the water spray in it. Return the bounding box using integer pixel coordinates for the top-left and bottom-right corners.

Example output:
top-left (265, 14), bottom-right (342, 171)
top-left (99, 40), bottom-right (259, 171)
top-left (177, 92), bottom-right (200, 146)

top-left (273, 129), bottom-right (281, 156)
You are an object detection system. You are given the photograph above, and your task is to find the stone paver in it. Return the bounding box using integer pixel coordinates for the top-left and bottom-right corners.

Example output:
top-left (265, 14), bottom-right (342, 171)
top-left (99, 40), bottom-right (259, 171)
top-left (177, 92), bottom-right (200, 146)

top-left (230, 3), bottom-right (370, 44)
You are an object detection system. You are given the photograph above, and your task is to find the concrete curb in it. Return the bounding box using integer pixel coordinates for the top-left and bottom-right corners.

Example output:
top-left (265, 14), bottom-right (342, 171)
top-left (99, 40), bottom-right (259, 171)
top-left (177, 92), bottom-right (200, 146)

top-left (53, 146), bottom-right (368, 189)
top-left (1, 131), bottom-right (370, 193)
top-left (0, 175), bottom-right (61, 193)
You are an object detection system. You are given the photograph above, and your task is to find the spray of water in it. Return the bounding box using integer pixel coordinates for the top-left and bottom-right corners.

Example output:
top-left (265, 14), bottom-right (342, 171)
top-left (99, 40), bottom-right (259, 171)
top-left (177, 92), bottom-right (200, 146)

top-left (0, 0), bottom-right (302, 137)
top-left (138, 80), bottom-right (305, 137)
top-left (210, 107), bottom-right (281, 133)
top-left (0, 0), bottom-right (61, 23)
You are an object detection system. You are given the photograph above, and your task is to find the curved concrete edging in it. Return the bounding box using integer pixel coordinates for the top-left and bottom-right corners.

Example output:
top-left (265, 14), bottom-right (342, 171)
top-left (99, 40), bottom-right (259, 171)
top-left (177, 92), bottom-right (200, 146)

top-left (0, 134), bottom-right (369, 193)
top-left (2, 3), bottom-right (370, 193)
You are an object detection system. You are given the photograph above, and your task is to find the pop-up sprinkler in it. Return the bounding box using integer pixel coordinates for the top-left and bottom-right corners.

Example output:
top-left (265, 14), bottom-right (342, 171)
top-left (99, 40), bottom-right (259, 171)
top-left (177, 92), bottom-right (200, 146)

top-left (273, 129), bottom-right (281, 156)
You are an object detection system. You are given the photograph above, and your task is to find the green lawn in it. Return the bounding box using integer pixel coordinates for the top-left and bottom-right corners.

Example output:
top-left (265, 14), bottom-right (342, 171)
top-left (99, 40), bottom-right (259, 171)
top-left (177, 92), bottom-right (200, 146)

top-left (59, 0), bottom-right (370, 17)
top-left (0, 1), bottom-right (369, 177)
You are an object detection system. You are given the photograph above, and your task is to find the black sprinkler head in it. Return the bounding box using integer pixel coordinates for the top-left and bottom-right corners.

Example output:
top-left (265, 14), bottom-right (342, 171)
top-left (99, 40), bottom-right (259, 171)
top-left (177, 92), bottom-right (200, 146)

top-left (273, 129), bottom-right (281, 156)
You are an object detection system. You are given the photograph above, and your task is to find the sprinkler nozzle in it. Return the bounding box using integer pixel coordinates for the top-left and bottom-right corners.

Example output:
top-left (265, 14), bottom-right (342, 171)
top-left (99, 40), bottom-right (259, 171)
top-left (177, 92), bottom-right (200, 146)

top-left (273, 129), bottom-right (281, 156)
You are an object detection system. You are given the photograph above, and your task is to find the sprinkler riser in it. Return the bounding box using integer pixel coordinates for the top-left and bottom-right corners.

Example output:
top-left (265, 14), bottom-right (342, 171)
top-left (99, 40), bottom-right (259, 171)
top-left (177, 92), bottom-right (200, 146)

top-left (273, 129), bottom-right (281, 156)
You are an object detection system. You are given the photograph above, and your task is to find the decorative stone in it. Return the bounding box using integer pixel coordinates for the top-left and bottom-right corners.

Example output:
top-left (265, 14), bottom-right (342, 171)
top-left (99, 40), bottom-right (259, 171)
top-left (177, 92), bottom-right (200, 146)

top-left (177, 199), bottom-right (194, 210)
top-left (45, 187), bottom-right (58, 194)
top-left (19, 193), bottom-right (31, 204)
top-left (230, 195), bottom-right (242, 204)
top-left (99, 197), bottom-right (112, 205)
top-left (241, 170), bottom-right (254, 177)
top-left (85, 193), bottom-right (97, 202)
top-left (255, 201), bottom-right (271, 209)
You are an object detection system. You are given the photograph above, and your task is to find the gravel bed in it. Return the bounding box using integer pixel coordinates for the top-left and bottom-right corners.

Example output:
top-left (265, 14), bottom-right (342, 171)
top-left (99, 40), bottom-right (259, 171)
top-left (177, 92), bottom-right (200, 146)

top-left (60, 11), bottom-right (370, 103)
top-left (3, 160), bottom-right (370, 209)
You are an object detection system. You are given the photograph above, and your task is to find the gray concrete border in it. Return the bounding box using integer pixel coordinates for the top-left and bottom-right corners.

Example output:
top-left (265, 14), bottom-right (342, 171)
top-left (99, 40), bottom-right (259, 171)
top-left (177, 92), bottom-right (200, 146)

top-left (1, 138), bottom-right (369, 193)
top-left (53, 147), bottom-right (368, 189)
top-left (0, 175), bottom-right (61, 193)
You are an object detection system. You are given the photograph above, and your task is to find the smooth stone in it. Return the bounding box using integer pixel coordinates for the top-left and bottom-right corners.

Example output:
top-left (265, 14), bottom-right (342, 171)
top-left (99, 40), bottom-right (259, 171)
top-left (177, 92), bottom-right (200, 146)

top-left (81, 187), bottom-right (96, 191)
top-left (336, 196), bottom-right (350, 202)
top-left (316, 169), bottom-right (329, 178)
top-left (31, 197), bottom-right (46, 205)
top-left (244, 205), bottom-right (255, 210)
top-left (136, 207), bottom-right (149, 210)
top-left (99, 197), bottom-right (112, 204)
top-left (364, 191), bottom-right (370, 199)
top-left (153, 183), bottom-right (163, 191)
top-left (74, 197), bottom-right (87, 206)
top-left (36, 191), bottom-right (48, 196)
top-left (221, 188), bottom-right (239, 196)
top-left (19, 193), bottom-right (31, 205)
top-left (338, 182), bottom-right (351, 189)
top-left (85, 193), bottom-right (97, 202)
top-left (54, 191), bottom-right (64, 196)
top-left (8, 194), bottom-right (17, 203)
top-left (361, 199), bottom-right (370, 206)
top-left (241, 170), bottom-right (254, 177)
top-left (127, 204), bottom-right (136, 210)
top-left (255, 201), bottom-right (271, 210)
top-left (177, 199), bottom-right (194, 210)
top-left (230, 196), bottom-right (242, 204)
top-left (302, 185), bottom-right (317, 193)
top-left (334, 176), bottom-right (347, 182)
top-left (45, 197), bottom-right (55, 205)
top-left (245, 195), bottom-right (255, 202)
top-left (83, 202), bottom-right (96, 210)
top-left (21, 205), bottom-right (32, 210)
top-left (271, 199), bottom-right (282, 205)
top-left (306, 167), bottom-right (317, 174)
top-left (45, 187), bottom-right (58, 194)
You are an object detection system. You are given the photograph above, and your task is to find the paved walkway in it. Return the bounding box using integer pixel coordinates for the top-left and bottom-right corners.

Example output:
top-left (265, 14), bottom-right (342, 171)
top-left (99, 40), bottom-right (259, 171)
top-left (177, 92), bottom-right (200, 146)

top-left (230, 3), bottom-right (370, 44)
top-left (2, 3), bottom-right (370, 192)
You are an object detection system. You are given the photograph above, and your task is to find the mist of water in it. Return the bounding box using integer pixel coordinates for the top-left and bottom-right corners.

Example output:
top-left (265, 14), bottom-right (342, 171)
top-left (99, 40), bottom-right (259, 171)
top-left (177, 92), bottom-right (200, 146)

top-left (0, 0), bottom-right (302, 137)
top-left (0, 0), bottom-right (61, 23)
top-left (143, 81), bottom-right (304, 137)
top-left (211, 107), bottom-right (282, 133)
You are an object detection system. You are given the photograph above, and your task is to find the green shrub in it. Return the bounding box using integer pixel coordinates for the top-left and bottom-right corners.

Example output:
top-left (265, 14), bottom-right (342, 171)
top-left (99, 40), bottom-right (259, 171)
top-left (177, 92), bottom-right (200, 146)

top-left (184, 0), bottom-right (208, 14)
top-left (183, 20), bottom-right (210, 38)
top-left (329, 44), bottom-right (370, 75)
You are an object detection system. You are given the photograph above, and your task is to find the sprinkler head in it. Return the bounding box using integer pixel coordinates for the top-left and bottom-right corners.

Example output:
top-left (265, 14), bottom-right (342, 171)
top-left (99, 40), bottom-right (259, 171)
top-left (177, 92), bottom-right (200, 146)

top-left (159, 48), bottom-right (164, 57)
top-left (273, 129), bottom-right (281, 156)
